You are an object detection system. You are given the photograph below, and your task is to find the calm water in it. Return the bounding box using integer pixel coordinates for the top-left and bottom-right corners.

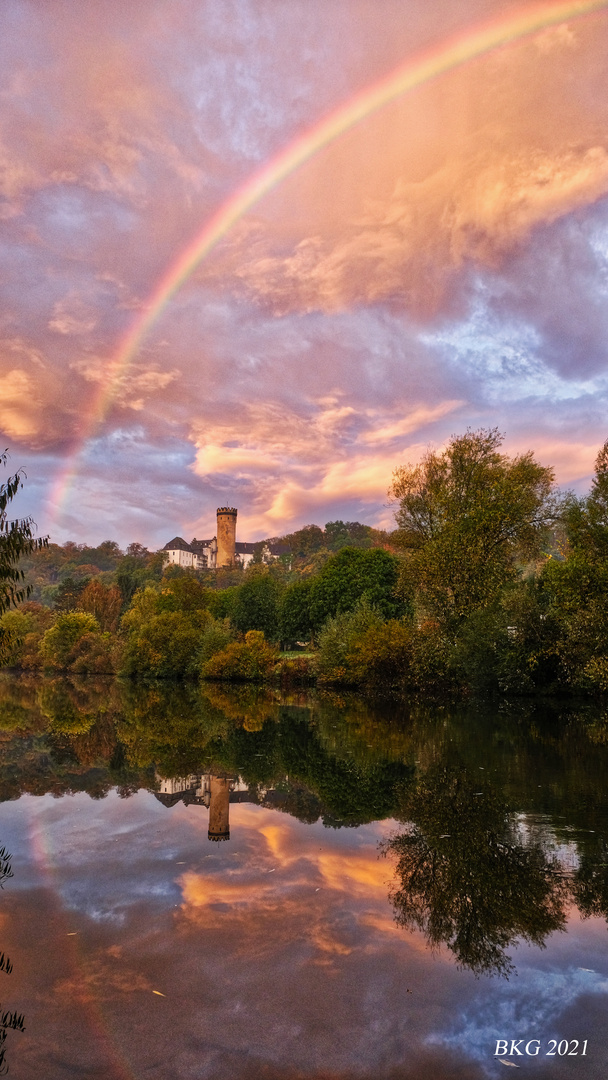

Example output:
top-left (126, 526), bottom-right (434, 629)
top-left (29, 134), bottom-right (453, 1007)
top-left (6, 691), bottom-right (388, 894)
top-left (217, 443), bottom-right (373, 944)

top-left (0, 675), bottom-right (607, 1078)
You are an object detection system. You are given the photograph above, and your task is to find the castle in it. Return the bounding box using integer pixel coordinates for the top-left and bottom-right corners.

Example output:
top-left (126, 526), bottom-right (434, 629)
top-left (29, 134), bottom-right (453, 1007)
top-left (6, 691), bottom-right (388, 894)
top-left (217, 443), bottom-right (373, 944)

top-left (163, 506), bottom-right (289, 570)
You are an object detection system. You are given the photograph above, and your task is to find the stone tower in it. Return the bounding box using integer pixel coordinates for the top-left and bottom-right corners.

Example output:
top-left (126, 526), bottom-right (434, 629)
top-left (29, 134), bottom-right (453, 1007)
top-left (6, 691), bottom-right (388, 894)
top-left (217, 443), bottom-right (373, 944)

top-left (216, 507), bottom-right (237, 567)
top-left (208, 775), bottom-right (231, 841)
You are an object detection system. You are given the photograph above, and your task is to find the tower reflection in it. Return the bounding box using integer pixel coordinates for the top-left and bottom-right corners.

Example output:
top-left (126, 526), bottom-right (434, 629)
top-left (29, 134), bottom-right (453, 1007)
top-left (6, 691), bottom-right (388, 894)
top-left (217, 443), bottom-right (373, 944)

top-left (155, 772), bottom-right (249, 842)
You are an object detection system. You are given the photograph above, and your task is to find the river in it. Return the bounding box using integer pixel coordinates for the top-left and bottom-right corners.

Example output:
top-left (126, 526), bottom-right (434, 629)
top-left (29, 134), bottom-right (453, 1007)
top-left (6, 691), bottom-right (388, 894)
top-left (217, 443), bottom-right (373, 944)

top-left (0, 674), bottom-right (606, 1078)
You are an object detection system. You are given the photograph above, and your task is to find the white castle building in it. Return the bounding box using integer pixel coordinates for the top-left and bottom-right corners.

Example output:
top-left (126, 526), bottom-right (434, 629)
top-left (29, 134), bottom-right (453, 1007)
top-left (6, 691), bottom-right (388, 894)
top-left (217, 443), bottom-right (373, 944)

top-left (163, 506), bottom-right (289, 571)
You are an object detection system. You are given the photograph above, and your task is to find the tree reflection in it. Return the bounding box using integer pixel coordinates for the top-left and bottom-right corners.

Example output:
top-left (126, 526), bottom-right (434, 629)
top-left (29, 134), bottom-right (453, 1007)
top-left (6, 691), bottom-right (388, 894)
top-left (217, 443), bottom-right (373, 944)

top-left (0, 847), bottom-right (24, 1074)
top-left (382, 765), bottom-right (568, 976)
top-left (572, 840), bottom-right (608, 921)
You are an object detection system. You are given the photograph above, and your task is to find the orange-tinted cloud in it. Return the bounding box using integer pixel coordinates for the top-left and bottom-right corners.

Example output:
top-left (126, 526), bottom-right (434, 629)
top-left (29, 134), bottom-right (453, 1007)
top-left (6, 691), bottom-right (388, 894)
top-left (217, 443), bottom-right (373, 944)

top-left (3, 0), bottom-right (608, 543)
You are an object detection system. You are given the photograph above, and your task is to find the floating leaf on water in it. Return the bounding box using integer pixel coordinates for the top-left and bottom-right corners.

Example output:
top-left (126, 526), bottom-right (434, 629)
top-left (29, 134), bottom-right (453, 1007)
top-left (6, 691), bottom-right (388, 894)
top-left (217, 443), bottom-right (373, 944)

top-left (152, 991), bottom-right (165, 997)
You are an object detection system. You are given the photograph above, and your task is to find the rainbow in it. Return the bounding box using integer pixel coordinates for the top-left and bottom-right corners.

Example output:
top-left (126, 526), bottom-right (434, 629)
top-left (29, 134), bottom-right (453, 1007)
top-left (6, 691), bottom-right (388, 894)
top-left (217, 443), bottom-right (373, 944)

top-left (50, 0), bottom-right (608, 525)
top-left (26, 804), bottom-right (138, 1080)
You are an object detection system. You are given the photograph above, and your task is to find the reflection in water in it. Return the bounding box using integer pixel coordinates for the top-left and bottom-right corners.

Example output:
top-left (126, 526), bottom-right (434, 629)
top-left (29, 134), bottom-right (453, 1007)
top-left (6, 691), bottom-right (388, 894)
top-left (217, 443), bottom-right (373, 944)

top-left (0, 847), bottom-right (24, 1074)
top-left (156, 772), bottom-right (244, 841)
top-left (2, 674), bottom-right (608, 983)
top-left (382, 765), bottom-right (567, 976)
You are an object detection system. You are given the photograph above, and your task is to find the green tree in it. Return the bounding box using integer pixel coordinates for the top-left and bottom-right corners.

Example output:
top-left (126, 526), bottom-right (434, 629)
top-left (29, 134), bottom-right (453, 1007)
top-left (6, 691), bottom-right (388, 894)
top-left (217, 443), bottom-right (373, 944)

top-left (324, 520), bottom-right (373, 550)
top-left (156, 575), bottom-right (211, 615)
top-left (230, 569), bottom-right (284, 640)
top-left (309, 546), bottom-right (404, 632)
top-left (0, 452), bottom-right (47, 663)
top-left (562, 438), bottom-right (608, 561)
top-left (54, 576), bottom-right (91, 613)
top-left (390, 428), bottom-right (556, 625)
top-left (278, 524), bottom-right (325, 559)
top-left (0, 602), bottom-right (54, 669)
top-left (278, 578), bottom-right (314, 643)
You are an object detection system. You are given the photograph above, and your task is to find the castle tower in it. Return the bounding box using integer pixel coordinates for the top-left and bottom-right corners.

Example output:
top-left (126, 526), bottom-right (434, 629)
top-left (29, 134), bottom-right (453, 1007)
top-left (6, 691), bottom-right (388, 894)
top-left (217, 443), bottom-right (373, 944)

top-left (216, 507), bottom-right (237, 567)
top-left (208, 775), bottom-right (231, 842)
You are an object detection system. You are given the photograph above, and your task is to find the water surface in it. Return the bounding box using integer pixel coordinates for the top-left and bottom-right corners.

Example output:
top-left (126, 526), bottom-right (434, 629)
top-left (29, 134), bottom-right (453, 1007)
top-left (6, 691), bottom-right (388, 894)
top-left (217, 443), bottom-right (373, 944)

top-left (0, 675), bottom-right (606, 1078)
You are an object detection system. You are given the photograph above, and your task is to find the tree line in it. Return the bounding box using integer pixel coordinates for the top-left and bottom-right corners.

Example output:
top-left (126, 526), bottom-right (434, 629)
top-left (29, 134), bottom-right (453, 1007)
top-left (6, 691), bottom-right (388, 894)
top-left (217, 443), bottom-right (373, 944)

top-left (3, 428), bottom-right (608, 695)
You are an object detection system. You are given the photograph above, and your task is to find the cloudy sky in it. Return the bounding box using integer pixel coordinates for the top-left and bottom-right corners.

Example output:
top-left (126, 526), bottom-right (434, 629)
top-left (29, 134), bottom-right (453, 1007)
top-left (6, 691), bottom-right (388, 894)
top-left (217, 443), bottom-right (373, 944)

top-left (4, 790), bottom-right (606, 1078)
top-left (3, 0), bottom-right (608, 548)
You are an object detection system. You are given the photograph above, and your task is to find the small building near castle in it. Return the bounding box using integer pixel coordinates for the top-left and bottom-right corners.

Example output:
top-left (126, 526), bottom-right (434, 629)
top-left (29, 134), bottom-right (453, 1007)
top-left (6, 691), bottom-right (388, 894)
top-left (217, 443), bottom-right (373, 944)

top-left (163, 506), bottom-right (289, 570)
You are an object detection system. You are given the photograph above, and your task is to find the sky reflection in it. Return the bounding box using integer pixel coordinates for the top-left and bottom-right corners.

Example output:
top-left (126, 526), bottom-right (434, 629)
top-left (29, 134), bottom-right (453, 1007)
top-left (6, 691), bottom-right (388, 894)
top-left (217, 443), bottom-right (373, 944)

top-left (0, 789), bottom-right (605, 1078)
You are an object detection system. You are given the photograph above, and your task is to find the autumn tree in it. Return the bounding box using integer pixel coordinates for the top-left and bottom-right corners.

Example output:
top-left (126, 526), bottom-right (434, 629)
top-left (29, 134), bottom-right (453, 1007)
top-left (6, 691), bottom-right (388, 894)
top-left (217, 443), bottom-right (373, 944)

top-left (78, 579), bottom-right (122, 632)
top-left (390, 429), bottom-right (556, 625)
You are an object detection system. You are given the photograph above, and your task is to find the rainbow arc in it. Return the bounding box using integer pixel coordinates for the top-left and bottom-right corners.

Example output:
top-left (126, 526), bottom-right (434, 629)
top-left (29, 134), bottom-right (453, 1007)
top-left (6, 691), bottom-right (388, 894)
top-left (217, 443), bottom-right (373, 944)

top-left (50, 0), bottom-right (608, 523)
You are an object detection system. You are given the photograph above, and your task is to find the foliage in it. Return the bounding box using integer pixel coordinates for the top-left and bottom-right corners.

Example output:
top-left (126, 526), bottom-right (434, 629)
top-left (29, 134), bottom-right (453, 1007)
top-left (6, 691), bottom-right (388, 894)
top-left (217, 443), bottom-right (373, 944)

top-left (279, 578), bottom-right (314, 643)
top-left (382, 764), bottom-right (567, 976)
top-left (544, 562), bottom-right (608, 692)
top-left (324, 520), bottom-right (374, 550)
top-left (315, 600), bottom-right (385, 685)
top-left (390, 428), bottom-right (556, 625)
top-left (38, 680), bottom-right (97, 734)
top-left (53, 575), bottom-right (92, 613)
top-left (39, 611), bottom-right (101, 669)
top-left (276, 524), bottom-right (325, 558)
top-left (206, 584), bottom-right (239, 621)
top-left (0, 452), bottom-right (47, 664)
top-left (77, 580), bottom-right (122, 632)
top-left (454, 580), bottom-right (563, 694)
top-left (309, 546), bottom-right (405, 631)
top-left (199, 618), bottom-right (236, 667)
top-left (0, 603), bottom-right (54, 669)
top-left (229, 568), bottom-right (284, 640)
top-left (156, 575), bottom-right (212, 614)
top-left (316, 601), bottom-right (453, 691)
top-left (562, 438), bottom-right (608, 561)
top-left (202, 630), bottom-right (279, 682)
top-left (120, 609), bottom-right (211, 679)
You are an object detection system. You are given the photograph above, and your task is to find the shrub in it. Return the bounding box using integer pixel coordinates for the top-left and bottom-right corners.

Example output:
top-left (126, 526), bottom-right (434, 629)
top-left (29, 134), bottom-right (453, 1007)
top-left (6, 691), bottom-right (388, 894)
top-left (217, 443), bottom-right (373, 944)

top-left (276, 655), bottom-right (316, 686)
top-left (202, 630), bottom-right (279, 682)
top-left (316, 600), bottom-right (384, 685)
top-left (316, 601), bottom-right (454, 692)
top-left (346, 620), bottom-right (414, 690)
